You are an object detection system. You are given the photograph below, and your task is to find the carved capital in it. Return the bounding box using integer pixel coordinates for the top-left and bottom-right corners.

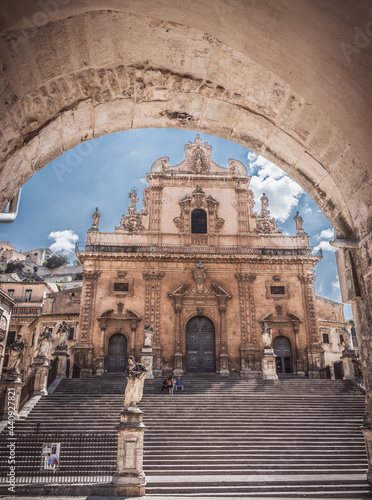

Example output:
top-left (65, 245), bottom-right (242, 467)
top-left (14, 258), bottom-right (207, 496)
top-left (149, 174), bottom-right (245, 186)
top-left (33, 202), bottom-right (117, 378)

top-left (235, 273), bottom-right (256, 282)
top-left (143, 272), bottom-right (165, 281)
top-left (83, 270), bottom-right (101, 280)
top-left (298, 274), bottom-right (315, 285)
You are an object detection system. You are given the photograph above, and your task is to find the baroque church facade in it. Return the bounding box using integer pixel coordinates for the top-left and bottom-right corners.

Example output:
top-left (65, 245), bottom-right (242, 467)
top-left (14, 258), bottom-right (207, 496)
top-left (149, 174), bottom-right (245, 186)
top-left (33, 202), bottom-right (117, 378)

top-left (75, 135), bottom-right (324, 378)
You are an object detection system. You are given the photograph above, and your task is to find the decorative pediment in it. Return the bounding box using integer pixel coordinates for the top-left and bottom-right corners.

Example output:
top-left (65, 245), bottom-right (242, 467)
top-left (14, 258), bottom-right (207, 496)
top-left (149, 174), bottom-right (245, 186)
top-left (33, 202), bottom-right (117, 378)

top-left (256, 192), bottom-right (282, 235)
top-left (115, 188), bottom-right (145, 233)
top-left (173, 186), bottom-right (224, 233)
top-left (260, 311), bottom-right (303, 323)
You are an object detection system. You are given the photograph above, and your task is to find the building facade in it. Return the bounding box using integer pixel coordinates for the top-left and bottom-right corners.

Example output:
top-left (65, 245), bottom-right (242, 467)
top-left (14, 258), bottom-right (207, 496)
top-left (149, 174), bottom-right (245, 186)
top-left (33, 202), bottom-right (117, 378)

top-left (75, 136), bottom-right (326, 378)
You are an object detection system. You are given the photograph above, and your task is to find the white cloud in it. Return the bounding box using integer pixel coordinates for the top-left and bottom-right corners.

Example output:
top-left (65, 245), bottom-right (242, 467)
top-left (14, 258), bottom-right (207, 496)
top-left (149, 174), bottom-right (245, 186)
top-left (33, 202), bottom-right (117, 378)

top-left (304, 205), bottom-right (312, 214)
top-left (331, 280), bottom-right (340, 291)
top-left (313, 240), bottom-right (336, 253)
top-left (139, 178), bottom-right (147, 184)
top-left (248, 152), bottom-right (303, 222)
top-left (316, 228), bottom-right (334, 240)
top-left (48, 230), bottom-right (79, 255)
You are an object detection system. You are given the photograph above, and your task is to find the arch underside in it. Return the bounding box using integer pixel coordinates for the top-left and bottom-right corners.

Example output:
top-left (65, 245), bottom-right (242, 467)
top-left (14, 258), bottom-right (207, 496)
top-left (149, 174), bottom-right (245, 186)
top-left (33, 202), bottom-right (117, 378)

top-left (0, 2), bottom-right (372, 415)
top-left (0, 5), bottom-right (370, 244)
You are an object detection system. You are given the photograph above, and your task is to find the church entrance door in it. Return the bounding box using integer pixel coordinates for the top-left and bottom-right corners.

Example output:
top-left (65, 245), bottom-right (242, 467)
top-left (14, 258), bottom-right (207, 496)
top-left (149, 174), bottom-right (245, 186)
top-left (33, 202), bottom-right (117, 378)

top-left (274, 336), bottom-right (293, 374)
top-left (186, 316), bottom-right (215, 372)
top-left (107, 333), bottom-right (127, 372)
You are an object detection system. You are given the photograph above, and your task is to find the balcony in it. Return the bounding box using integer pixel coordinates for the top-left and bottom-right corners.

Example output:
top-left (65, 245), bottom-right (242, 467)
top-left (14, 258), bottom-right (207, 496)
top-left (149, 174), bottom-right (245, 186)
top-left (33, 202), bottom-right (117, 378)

top-left (76, 242), bottom-right (322, 258)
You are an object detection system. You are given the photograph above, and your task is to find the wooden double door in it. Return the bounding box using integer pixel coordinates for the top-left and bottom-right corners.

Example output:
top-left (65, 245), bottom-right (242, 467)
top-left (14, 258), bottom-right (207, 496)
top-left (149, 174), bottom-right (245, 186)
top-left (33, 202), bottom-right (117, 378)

top-left (107, 333), bottom-right (127, 372)
top-left (186, 316), bottom-right (216, 372)
top-left (274, 336), bottom-right (293, 374)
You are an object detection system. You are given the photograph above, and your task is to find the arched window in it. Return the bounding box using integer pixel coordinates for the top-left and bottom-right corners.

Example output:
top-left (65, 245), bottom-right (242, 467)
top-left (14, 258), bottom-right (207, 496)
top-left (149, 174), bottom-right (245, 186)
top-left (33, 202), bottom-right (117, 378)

top-left (191, 209), bottom-right (207, 234)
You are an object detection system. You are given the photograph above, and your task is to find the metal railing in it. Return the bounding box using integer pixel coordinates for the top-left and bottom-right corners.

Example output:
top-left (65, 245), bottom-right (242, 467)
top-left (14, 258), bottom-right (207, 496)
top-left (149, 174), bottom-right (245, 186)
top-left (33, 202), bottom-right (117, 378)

top-left (0, 432), bottom-right (117, 485)
top-left (76, 242), bottom-right (322, 257)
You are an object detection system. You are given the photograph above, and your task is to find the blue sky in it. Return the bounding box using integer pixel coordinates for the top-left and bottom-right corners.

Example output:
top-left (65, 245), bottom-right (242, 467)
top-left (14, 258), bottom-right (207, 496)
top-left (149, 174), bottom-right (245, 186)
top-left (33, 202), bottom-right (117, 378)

top-left (0, 128), bottom-right (351, 318)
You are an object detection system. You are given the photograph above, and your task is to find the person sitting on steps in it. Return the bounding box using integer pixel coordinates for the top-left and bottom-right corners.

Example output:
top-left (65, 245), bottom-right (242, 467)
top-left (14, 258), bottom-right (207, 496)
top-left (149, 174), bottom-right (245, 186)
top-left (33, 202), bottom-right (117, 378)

top-left (175, 376), bottom-right (184, 392)
top-left (161, 377), bottom-right (169, 392)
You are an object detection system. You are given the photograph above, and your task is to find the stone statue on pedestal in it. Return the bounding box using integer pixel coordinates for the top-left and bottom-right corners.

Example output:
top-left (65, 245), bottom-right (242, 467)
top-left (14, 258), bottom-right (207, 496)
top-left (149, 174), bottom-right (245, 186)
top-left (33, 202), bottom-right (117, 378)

top-left (90, 207), bottom-right (101, 231)
top-left (143, 321), bottom-right (154, 347)
top-left (261, 322), bottom-right (273, 349)
top-left (123, 356), bottom-right (148, 407)
top-left (55, 321), bottom-right (71, 351)
top-left (294, 211), bottom-right (307, 235)
top-left (37, 327), bottom-right (54, 358)
top-left (7, 334), bottom-right (25, 372)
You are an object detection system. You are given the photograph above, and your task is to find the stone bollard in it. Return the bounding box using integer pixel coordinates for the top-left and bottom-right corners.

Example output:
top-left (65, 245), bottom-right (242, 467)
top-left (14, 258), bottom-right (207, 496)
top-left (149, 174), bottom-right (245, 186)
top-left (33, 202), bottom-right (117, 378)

top-left (32, 356), bottom-right (50, 396)
top-left (261, 348), bottom-right (278, 380)
top-left (113, 407), bottom-right (146, 497)
top-left (341, 348), bottom-right (358, 380)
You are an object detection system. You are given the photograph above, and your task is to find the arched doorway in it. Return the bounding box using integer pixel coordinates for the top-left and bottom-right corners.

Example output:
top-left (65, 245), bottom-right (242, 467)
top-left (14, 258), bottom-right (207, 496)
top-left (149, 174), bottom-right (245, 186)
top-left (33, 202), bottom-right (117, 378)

top-left (186, 316), bottom-right (215, 372)
top-left (107, 333), bottom-right (127, 372)
top-left (274, 336), bottom-right (293, 374)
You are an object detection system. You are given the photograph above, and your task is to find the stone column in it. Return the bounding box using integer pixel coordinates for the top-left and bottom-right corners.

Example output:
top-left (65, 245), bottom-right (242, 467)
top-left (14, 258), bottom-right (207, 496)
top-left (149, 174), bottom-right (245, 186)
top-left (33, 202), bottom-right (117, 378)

top-left (261, 348), bottom-right (278, 380)
top-left (95, 319), bottom-right (107, 376)
top-left (113, 407), bottom-right (146, 497)
top-left (299, 274), bottom-right (324, 378)
top-left (219, 297), bottom-right (230, 376)
top-left (173, 300), bottom-right (183, 376)
top-left (130, 321), bottom-right (137, 356)
top-left (32, 356), bottom-right (50, 396)
top-left (76, 270), bottom-right (101, 378)
top-left (235, 273), bottom-right (257, 378)
top-left (293, 322), bottom-right (305, 376)
top-left (341, 348), bottom-right (358, 379)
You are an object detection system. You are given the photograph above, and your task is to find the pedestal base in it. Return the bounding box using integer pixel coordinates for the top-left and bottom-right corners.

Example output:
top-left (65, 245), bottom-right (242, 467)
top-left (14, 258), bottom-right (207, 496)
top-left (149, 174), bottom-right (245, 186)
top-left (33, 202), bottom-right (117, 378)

top-left (140, 347), bottom-right (154, 379)
top-left (32, 358), bottom-right (51, 396)
top-left (261, 349), bottom-right (278, 380)
top-left (173, 352), bottom-right (184, 376)
top-left (219, 353), bottom-right (230, 377)
top-left (342, 349), bottom-right (358, 380)
top-left (0, 380), bottom-right (23, 420)
top-left (112, 473), bottom-right (146, 497)
top-left (115, 407), bottom-right (146, 496)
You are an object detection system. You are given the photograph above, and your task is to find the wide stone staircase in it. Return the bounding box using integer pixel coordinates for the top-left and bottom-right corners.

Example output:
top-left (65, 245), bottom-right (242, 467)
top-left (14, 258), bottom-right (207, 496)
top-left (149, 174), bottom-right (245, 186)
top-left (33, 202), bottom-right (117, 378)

top-left (0, 374), bottom-right (371, 497)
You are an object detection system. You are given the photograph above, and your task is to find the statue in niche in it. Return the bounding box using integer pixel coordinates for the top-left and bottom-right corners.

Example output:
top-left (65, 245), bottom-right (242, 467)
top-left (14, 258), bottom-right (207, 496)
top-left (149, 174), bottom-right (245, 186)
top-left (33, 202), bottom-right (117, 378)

top-left (117, 302), bottom-right (124, 315)
top-left (294, 211), bottom-right (307, 235)
top-left (7, 334), bottom-right (25, 371)
top-left (261, 322), bottom-right (273, 349)
top-left (143, 320), bottom-right (154, 347)
top-left (37, 327), bottom-right (54, 358)
top-left (123, 356), bottom-right (148, 407)
top-left (90, 207), bottom-right (101, 231)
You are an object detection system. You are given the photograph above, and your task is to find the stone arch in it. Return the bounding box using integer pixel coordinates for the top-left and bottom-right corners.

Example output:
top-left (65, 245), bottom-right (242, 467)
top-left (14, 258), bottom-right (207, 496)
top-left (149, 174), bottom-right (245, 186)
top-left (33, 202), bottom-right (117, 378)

top-left (1, 1), bottom-right (371, 418)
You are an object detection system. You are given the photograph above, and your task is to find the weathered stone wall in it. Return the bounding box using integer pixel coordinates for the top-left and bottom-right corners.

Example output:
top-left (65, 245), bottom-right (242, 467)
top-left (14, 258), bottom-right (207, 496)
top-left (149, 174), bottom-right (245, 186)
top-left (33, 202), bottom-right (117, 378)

top-left (0, 0), bottom-right (371, 413)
